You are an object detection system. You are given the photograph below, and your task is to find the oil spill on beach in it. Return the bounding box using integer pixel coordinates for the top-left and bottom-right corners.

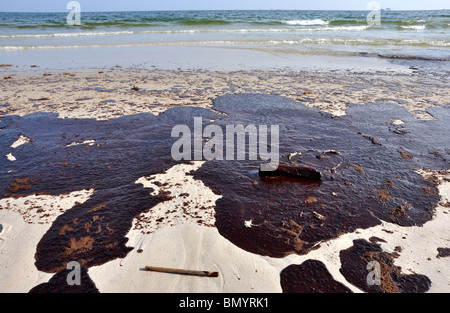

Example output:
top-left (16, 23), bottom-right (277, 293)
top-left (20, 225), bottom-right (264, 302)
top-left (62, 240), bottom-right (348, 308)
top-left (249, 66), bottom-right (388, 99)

top-left (194, 94), bottom-right (449, 258)
top-left (0, 108), bottom-right (217, 291)
top-left (281, 260), bottom-right (353, 293)
top-left (0, 93), bottom-right (449, 292)
top-left (437, 247), bottom-right (450, 258)
top-left (339, 239), bottom-right (431, 293)
top-left (29, 265), bottom-right (99, 293)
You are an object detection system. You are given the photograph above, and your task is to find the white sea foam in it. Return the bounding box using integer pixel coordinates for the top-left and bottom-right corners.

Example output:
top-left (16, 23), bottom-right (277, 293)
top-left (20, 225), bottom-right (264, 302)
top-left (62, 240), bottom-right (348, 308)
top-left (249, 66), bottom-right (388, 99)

top-left (0, 26), bottom-right (369, 39)
top-left (400, 25), bottom-right (426, 30)
top-left (0, 31), bottom-right (134, 38)
top-left (325, 25), bottom-right (369, 31)
top-left (283, 19), bottom-right (329, 26)
top-left (2, 34), bottom-right (449, 52)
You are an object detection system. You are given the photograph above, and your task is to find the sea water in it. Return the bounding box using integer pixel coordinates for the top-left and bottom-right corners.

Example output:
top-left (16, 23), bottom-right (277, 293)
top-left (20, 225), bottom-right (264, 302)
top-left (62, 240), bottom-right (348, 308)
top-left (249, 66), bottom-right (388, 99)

top-left (1, 10), bottom-right (449, 70)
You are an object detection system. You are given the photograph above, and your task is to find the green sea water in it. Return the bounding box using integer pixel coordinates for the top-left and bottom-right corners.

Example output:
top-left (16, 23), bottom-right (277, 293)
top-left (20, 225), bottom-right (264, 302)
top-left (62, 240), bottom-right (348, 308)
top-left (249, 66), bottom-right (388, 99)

top-left (1, 10), bottom-right (450, 65)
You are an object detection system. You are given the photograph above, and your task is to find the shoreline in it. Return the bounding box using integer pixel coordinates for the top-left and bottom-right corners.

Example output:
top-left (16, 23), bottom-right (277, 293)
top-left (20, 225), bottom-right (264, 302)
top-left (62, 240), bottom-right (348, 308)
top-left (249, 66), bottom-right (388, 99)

top-left (1, 64), bottom-right (448, 122)
top-left (0, 45), bottom-right (415, 73)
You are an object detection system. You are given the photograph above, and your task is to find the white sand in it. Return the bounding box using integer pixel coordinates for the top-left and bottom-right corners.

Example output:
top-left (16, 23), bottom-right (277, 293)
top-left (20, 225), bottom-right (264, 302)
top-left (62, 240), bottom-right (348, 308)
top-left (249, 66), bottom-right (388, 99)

top-left (5, 152), bottom-right (16, 162)
top-left (133, 161), bottom-right (221, 234)
top-left (10, 135), bottom-right (31, 149)
top-left (392, 119), bottom-right (405, 126)
top-left (0, 189), bottom-right (94, 292)
top-left (90, 224), bottom-right (283, 293)
top-left (65, 139), bottom-right (96, 147)
top-left (4, 135), bottom-right (31, 162)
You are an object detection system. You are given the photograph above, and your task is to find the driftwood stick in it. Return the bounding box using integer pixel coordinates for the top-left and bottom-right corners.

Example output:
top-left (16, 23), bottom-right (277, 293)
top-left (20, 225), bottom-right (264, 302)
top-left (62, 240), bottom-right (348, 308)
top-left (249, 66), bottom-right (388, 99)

top-left (144, 266), bottom-right (219, 277)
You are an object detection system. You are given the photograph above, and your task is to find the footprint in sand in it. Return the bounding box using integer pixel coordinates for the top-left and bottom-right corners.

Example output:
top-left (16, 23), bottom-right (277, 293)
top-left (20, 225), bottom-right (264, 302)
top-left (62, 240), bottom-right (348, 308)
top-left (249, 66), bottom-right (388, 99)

top-left (0, 223), bottom-right (12, 246)
top-left (0, 223), bottom-right (12, 236)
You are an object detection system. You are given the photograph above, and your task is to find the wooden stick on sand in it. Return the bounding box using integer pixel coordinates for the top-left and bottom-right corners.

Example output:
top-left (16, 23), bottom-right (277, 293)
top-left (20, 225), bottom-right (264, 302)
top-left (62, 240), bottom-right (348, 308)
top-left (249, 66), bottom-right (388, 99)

top-left (144, 266), bottom-right (219, 277)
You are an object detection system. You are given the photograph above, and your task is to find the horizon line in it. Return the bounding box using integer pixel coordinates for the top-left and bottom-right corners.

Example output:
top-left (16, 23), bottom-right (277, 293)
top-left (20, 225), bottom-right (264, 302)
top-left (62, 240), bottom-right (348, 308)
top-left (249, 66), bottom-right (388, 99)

top-left (1, 8), bottom-right (449, 13)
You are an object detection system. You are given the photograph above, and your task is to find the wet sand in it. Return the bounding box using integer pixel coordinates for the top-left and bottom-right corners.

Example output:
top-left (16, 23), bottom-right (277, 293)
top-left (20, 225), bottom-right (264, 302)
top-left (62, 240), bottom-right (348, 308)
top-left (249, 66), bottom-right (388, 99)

top-left (1, 66), bottom-right (449, 121)
top-left (0, 65), bottom-right (449, 293)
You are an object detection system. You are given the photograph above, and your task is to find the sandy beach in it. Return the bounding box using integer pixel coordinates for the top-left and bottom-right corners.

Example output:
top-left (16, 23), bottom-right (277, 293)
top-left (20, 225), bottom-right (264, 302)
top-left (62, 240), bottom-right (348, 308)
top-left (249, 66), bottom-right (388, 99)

top-left (1, 60), bottom-right (449, 294)
top-left (1, 64), bottom-right (449, 121)
top-left (1, 7), bottom-right (450, 294)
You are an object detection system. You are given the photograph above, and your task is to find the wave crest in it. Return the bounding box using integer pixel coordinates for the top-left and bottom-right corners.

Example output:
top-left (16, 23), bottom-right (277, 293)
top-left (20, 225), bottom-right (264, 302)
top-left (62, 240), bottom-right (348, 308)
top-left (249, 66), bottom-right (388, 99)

top-left (282, 19), bottom-right (329, 26)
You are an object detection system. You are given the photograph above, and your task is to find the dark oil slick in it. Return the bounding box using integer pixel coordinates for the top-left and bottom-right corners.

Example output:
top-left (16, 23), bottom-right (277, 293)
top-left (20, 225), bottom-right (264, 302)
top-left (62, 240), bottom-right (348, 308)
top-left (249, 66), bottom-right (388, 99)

top-left (0, 93), bottom-right (448, 293)
top-left (29, 265), bottom-right (99, 293)
top-left (339, 239), bottom-right (432, 293)
top-left (281, 260), bottom-right (353, 293)
top-left (194, 94), bottom-right (448, 258)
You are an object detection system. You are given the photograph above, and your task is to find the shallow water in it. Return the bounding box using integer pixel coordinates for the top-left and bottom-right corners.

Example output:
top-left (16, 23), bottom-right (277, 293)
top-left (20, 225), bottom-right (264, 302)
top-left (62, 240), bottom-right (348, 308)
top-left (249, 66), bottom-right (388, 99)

top-left (1, 10), bottom-right (450, 59)
top-left (1, 10), bottom-right (449, 73)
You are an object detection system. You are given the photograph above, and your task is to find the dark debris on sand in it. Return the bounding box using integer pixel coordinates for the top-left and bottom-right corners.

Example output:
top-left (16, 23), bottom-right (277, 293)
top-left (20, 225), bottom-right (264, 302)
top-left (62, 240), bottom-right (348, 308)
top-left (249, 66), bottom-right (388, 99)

top-left (0, 93), bottom-right (448, 293)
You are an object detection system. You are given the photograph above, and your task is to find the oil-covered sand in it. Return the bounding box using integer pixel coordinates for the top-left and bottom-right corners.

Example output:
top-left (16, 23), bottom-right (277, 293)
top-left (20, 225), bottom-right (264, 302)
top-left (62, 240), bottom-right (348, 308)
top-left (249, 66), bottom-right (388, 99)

top-left (0, 67), bottom-right (449, 293)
